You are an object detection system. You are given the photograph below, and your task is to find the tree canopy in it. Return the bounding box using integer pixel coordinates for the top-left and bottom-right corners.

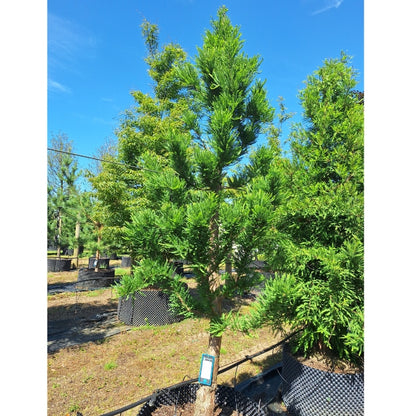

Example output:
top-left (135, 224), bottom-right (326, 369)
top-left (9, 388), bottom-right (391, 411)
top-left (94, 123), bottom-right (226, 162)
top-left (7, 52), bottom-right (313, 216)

top-left (240, 53), bottom-right (364, 364)
top-left (114, 7), bottom-right (276, 415)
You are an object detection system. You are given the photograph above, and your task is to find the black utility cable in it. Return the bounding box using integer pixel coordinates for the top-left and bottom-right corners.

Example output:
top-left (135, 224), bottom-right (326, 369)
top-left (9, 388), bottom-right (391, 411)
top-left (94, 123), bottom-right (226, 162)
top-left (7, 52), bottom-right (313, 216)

top-left (47, 147), bottom-right (160, 173)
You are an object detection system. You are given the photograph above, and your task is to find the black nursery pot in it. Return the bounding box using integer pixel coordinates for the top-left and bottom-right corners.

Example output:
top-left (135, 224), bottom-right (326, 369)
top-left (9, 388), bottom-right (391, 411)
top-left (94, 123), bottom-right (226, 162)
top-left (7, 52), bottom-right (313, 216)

top-left (121, 256), bottom-right (131, 268)
top-left (47, 258), bottom-right (72, 272)
top-left (138, 384), bottom-right (268, 416)
top-left (88, 257), bottom-right (110, 269)
top-left (281, 344), bottom-right (364, 416)
top-left (117, 289), bottom-right (182, 326)
top-left (77, 268), bottom-right (116, 290)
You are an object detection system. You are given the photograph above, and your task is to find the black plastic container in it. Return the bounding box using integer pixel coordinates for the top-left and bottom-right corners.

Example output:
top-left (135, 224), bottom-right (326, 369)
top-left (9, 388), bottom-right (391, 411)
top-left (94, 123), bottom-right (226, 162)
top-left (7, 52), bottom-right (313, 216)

top-left (281, 344), bottom-right (364, 416)
top-left (77, 268), bottom-right (116, 290)
top-left (47, 258), bottom-right (72, 272)
top-left (117, 290), bottom-right (182, 326)
top-left (137, 384), bottom-right (268, 416)
top-left (121, 256), bottom-right (131, 268)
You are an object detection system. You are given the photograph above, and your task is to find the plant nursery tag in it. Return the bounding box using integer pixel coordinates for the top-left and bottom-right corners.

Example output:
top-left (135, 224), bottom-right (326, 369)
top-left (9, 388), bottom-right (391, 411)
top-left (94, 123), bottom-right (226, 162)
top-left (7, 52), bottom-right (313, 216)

top-left (198, 354), bottom-right (215, 386)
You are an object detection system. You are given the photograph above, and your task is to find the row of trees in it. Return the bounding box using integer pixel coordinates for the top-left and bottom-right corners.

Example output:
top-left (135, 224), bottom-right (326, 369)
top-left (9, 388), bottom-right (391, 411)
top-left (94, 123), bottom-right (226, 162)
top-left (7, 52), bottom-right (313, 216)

top-left (48, 7), bottom-right (363, 416)
top-left (47, 134), bottom-right (121, 263)
top-left (47, 133), bottom-right (86, 259)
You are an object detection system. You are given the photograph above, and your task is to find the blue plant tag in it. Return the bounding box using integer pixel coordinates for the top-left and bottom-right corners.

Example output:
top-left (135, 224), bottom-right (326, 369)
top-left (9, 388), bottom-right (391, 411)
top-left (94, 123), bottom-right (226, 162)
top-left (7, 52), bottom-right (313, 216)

top-left (198, 354), bottom-right (215, 386)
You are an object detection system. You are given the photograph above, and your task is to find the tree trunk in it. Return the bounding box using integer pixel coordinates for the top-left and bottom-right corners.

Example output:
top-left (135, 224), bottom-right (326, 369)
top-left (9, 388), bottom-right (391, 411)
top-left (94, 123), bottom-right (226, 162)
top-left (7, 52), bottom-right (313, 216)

top-left (56, 209), bottom-right (62, 257)
top-left (225, 252), bottom-right (232, 276)
top-left (73, 220), bottom-right (80, 268)
top-left (94, 223), bottom-right (103, 272)
top-left (193, 202), bottom-right (225, 416)
top-left (95, 246), bottom-right (100, 272)
top-left (193, 335), bottom-right (222, 416)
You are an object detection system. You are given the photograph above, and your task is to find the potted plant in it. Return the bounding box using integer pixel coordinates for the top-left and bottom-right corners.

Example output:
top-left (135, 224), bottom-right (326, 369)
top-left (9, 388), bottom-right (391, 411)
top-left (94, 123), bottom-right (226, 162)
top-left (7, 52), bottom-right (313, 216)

top-left (114, 258), bottom-right (188, 326)
top-left (236, 53), bottom-right (364, 416)
top-left (47, 256), bottom-right (72, 272)
top-left (77, 212), bottom-right (116, 289)
top-left (117, 7), bottom-right (276, 415)
top-left (88, 6), bottom-right (277, 413)
top-left (137, 384), bottom-right (268, 416)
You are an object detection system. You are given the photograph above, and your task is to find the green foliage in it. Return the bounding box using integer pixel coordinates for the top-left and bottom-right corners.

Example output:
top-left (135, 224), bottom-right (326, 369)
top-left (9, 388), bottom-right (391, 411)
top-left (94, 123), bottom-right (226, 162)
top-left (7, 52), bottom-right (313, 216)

top-left (178, 6), bottom-right (274, 181)
top-left (250, 53), bottom-right (364, 364)
top-left (89, 19), bottom-right (194, 257)
top-left (167, 273), bottom-right (198, 319)
top-left (124, 202), bottom-right (186, 263)
top-left (118, 8), bottom-right (275, 351)
top-left (114, 258), bottom-right (175, 299)
top-left (47, 133), bottom-right (92, 254)
top-left (239, 239), bottom-right (363, 363)
top-left (114, 258), bottom-right (197, 320)
top-left (103, 360), bottom-right (117, 371)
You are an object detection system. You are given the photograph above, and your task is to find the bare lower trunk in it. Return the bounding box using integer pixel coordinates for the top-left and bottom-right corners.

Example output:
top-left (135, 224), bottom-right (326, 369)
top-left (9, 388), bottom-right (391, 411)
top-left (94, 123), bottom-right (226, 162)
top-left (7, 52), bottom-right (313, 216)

top-left (225, 252), bottom-right (232, 276)
top-left (73, 220), bottom-right (80, 268)
top-left (194, 269), bottom-right (223, 416)
top-left (56, 210), bottom-right (62, 258)
top-left (95, 224), bottom-right (102, 272)
top-left (94, 247), bottom-right (100, 272)
top-left (194, 185), bottom-right (224, 416)
top-left (193, 335), bottom-right (222, 416)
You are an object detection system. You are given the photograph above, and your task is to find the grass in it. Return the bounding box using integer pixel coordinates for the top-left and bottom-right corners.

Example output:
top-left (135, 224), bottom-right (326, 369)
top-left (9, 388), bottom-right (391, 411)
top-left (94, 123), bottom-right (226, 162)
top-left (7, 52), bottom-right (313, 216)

top-left (47, 267), bottom-right (284, 416)
top-left (104, 360), bottom-right (118, 371)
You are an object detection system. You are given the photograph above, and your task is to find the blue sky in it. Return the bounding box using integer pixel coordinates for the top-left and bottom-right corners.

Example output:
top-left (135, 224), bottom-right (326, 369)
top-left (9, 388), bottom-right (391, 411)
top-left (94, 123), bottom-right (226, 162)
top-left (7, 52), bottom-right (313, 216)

top-left (47, 0), bottom-right (364, 170)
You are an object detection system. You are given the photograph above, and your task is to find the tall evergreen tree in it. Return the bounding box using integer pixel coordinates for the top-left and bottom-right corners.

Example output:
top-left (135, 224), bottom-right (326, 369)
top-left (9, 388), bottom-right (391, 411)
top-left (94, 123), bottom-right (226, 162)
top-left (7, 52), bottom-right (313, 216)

top-left (118, 8), bottom-right (275, 415)
top-left (176, 8), bottom-right (274, 413)
top-left (89, 19), bottom-right (195, 257)
top-left (241, 53), bottom-right (364, 365)
top-left (47, 133), bottom-right (81, 256)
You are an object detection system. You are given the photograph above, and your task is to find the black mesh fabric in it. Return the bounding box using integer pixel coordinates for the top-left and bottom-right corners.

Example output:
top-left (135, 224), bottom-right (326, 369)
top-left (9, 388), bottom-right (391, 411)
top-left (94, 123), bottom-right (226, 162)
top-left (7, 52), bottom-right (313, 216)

top-left (281, 345), bottom-right (364, 416)
top-left (137, 384), bottom-right (268, 416)
top-left (117, 290), bottom-right (182, 326)
top-left (47, 258), bottom-right (72, 272)
top-left (77, 268), bottom-right (116, 289)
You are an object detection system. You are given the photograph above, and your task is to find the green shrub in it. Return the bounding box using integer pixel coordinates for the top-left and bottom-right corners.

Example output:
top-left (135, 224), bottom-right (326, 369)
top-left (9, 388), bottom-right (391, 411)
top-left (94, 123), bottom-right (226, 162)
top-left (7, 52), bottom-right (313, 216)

top-left (113, 258), bottom-right (175, 299)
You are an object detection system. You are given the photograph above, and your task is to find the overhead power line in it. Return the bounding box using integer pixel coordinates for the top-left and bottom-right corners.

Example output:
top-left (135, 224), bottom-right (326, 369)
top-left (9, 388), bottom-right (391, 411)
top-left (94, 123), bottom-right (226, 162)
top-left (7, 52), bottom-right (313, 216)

top-left (47, 147), bottom-right (160, 173)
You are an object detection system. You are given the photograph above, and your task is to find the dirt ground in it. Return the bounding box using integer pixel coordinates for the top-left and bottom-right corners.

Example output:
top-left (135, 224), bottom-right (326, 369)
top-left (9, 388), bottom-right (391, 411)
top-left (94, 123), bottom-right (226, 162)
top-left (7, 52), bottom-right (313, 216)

top-left (151, 402), bottom-right (242, 416)
top-left (47, 264), bottom-right (284, 416)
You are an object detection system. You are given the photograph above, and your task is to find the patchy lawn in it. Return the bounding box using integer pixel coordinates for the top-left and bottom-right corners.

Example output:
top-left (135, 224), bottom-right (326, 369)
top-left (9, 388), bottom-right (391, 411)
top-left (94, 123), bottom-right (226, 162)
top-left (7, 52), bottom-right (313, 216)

top-left (47, 266), bottom-right (283, 416)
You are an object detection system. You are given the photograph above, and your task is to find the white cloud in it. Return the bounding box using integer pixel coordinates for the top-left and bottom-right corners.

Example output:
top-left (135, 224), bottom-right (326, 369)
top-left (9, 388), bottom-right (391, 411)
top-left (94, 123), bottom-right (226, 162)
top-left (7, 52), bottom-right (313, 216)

top-left (92, 116), bottom-right (116, 126)
top-left (48, 79), bottom-right (71, 94)
top-left (48, 13), bottom-right (97, 73)
top-left (312, 0), bottom-right (344, 15)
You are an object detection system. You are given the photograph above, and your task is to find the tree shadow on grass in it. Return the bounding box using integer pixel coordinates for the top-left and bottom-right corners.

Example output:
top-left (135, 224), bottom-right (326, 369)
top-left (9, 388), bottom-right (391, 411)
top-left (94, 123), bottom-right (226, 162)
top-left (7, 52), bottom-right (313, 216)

top-left (48, 296), bottom-right (127, 353)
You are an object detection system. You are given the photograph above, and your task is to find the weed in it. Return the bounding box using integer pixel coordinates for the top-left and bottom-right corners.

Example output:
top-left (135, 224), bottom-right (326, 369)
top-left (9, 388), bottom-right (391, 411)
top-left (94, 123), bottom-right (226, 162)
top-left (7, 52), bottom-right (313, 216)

top-left (83, 375), bottom-right (94, 383)
top-left (68, 402), bottom-right (80, 413)
top-left (104, 360), bottom-right (117, 370)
